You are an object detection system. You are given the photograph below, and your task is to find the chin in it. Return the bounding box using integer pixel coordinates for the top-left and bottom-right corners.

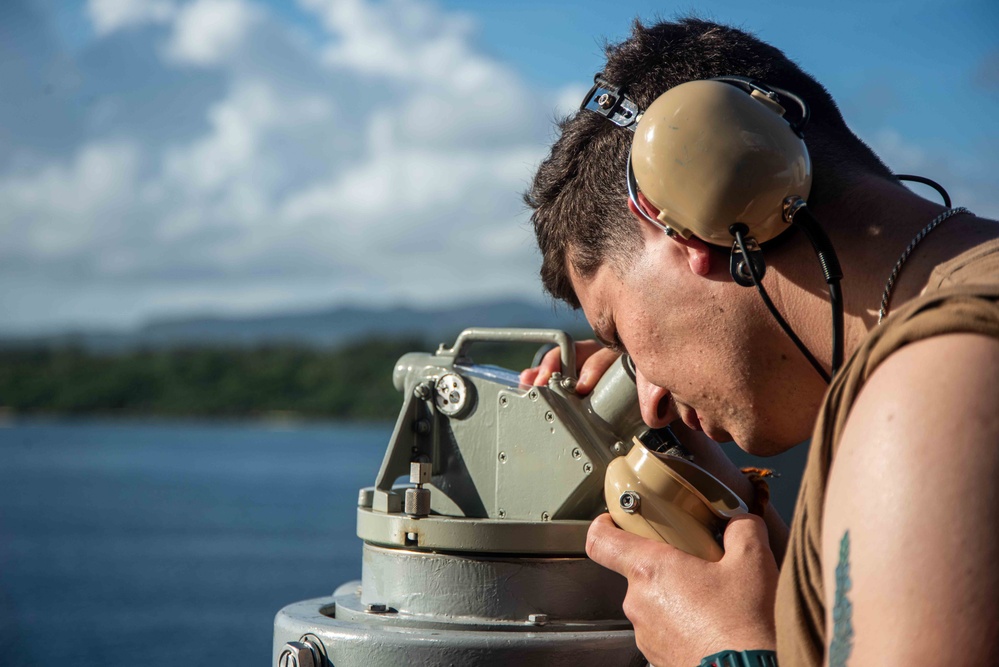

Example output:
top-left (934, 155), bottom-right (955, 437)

top-left (730, 426), bottom-right (803, 458)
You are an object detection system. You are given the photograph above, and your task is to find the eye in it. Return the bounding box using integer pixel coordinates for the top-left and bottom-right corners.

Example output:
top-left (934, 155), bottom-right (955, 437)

top-left (595, 327), bottom-right (626, 354)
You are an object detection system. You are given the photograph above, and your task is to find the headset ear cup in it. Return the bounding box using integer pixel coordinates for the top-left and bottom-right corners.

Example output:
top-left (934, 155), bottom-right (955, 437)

top-left (630, 79), bottom-right (812, 246)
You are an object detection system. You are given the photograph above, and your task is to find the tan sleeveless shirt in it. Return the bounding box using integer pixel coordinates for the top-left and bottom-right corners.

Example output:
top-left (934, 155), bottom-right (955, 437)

top-left (774, 238), bottom-right (999, 666)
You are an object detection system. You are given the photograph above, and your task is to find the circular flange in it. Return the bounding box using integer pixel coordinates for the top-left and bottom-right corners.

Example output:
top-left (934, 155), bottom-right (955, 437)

top-left (357, 508), bottom-right (589, 554)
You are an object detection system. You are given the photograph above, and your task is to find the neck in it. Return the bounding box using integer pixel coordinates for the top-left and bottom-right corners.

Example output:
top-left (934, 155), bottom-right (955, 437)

top-left (769, 176), bottom-right (997, 371)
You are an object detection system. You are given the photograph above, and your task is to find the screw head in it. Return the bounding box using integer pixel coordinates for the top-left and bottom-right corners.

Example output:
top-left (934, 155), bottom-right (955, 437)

top-left (499, 395), bottom-right (508, 407)
top-left (279, 641), bottom-right (318, 667)
top-left (597, 93), bottom-right (613, 109)
top-left (528, 389), bottom-right (539, 400)
top-left (498, 508), bottom-right (506, 518)
top-left (571, 447), bottom-right (581, 460)
top-left (541, 511), bottom-right (550, 521)
top-left (612, 441), bottom-right (624, 455)
top-left (544, 410), bottom-right (554, 423)
top-left (583, 462), bottom-right (593, 474)
top-left (619, 491), bottom-right (641, 513)
top-left (498, 451), bottom-right (507, 463)
top-left (414, 383), bottom-right (432, 400)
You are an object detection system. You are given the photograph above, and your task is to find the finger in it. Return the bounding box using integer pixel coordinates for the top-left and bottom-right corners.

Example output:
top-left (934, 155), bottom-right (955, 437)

top-left (586, 513), bottom-right (682, 578)
top-left (721, 513), bottom-right (771, 559)
top-left (518, 367), bottom-right (540, 385)
top-left (576, 347), bottom-right (621, 394)
top-left (526, 346), bottom-right (562, 386)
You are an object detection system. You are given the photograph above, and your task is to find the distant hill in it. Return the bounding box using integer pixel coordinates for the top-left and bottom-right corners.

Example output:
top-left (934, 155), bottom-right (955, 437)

top-left (2, 299), bottom-right (588, 351)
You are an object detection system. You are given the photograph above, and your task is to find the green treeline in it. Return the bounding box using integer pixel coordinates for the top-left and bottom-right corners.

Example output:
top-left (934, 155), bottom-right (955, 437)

top-left (0, 339), bottom-right (540, 420)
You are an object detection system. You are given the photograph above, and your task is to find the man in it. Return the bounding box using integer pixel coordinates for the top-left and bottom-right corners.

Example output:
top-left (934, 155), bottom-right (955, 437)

top-left (520, 17), bottom-right (999, 667)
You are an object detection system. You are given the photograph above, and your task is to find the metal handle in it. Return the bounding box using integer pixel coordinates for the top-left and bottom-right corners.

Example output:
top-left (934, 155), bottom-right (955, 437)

top-left (442, 328), bottom-right (577, 382)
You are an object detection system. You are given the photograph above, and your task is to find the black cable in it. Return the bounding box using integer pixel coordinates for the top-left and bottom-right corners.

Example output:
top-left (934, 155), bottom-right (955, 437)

top-left (786, 205), bottom-right (845, 375)
top-left (732, 228), bottom-right (831, 384)
top-left (896, 174), bottom-right (952, 208)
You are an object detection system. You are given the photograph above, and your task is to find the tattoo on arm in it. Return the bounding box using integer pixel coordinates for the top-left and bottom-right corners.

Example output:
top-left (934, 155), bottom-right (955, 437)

top-left (829, 530), bottom-right (855, 667)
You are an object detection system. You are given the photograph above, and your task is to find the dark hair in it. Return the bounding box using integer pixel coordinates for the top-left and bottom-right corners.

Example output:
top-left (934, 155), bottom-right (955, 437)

top-left (525, 17), bottom-right (894, 307)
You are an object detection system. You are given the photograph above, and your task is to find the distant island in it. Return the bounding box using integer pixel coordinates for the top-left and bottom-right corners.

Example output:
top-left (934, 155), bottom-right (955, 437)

top-left (0, 300), bottom-right (589, 420)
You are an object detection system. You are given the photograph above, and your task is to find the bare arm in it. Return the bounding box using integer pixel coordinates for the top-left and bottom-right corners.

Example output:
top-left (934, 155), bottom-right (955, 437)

top-left (822, 333), bottom-right (999, 664)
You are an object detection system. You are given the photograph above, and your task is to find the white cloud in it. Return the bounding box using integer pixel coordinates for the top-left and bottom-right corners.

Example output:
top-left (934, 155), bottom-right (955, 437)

top-left (0, 0), bottom-right (573, 332)
top-left (164, 0), bottom-right (260, 66)
top-left (87, 0), bottom-right (176, 36)
top-left (0, 141), bottom-right (140, 258)
top-left (302, 0), bottom-right (496, 94)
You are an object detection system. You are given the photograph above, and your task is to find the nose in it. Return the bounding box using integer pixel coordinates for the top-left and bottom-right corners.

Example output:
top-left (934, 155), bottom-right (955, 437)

top-left (635, 367), bottom-right (675, 428)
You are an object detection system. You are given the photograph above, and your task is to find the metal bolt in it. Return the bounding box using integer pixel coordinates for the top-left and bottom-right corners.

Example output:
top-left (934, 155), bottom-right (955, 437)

top-left (279, 641), bottom-right (318, 667)
top-left (541, 511), bottom-right (550, 521)
top-left (571, 447), bottom-right (581, 460)
top-left (404, 487), bottom-right (431, 517)
top-left (560, 376), bottom-right (577, 392)
top-left (298, 635), bottom-right (328, 667)
top-left (528, 613), bottom-right (549, 625)
top-left (365, 602), bottom-right (388, 613)
top-left (583, 462), bottom-right (593, 475)
top-left (498, 451), bottom-right (507, 463)
top-left (597, 93), bottom-right (613, 109)
top-left (409, 461), bottom-right (432, 485)
top-left (414, 383), bottom-right (432, 400)
top-left (544, 410), bottom-right (554, 423)
top-left (619, 491), bottom-right (641, 513)
top-left (499, 395), bottom-right (509, 407)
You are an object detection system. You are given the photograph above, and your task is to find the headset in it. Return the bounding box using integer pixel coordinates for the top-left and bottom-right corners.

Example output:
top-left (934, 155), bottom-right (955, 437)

top-left (580, 74), bottom-right (844, 381)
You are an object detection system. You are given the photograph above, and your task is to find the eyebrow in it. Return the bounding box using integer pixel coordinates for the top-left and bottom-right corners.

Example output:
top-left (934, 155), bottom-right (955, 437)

top-left (592, 315), bottom-right (625, 353)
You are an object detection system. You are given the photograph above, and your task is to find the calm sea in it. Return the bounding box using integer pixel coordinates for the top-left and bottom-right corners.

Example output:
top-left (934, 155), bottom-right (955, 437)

top-left (0, 418), bottom-right (805, 666)
top-left (0, 418), bottom-right (391, 666)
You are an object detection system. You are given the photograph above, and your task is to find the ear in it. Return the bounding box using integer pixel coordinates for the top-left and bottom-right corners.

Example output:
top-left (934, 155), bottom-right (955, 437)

top-left (634, 193), bottom-right (713, 277)
top-left (673, 234), bottom-right (713, 276)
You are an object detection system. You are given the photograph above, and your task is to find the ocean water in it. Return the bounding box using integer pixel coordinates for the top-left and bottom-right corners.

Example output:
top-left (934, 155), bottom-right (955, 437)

top-left (0, 418), bottom-right (806, 666)
top-left (0, 418), bottom-right (391, 666)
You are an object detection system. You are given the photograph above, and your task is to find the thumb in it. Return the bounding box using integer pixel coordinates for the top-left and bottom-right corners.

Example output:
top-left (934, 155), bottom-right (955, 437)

top-left (587, 513), bottom-right (685, 577)
top-left (721, 513), bottom-right (771, 559)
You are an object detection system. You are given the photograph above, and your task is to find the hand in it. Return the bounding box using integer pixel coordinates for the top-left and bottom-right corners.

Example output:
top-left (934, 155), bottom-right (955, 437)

top-left (586, 513), bottom-right (778, 667)
top-left (519, 339), bottom-right (621, 395)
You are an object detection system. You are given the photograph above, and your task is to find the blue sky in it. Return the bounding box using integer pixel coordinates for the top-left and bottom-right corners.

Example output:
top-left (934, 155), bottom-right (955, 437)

top-left (1, 0), bottom-right (996, 334)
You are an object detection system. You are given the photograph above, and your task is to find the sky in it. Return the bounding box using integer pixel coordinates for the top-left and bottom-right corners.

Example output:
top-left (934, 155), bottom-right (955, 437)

top-left (0, 0), bottom-right (996, 334)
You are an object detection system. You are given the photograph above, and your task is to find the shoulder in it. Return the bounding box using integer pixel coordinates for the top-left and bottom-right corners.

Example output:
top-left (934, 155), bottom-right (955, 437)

top-left (820, 333), bottom-right (999, 659)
